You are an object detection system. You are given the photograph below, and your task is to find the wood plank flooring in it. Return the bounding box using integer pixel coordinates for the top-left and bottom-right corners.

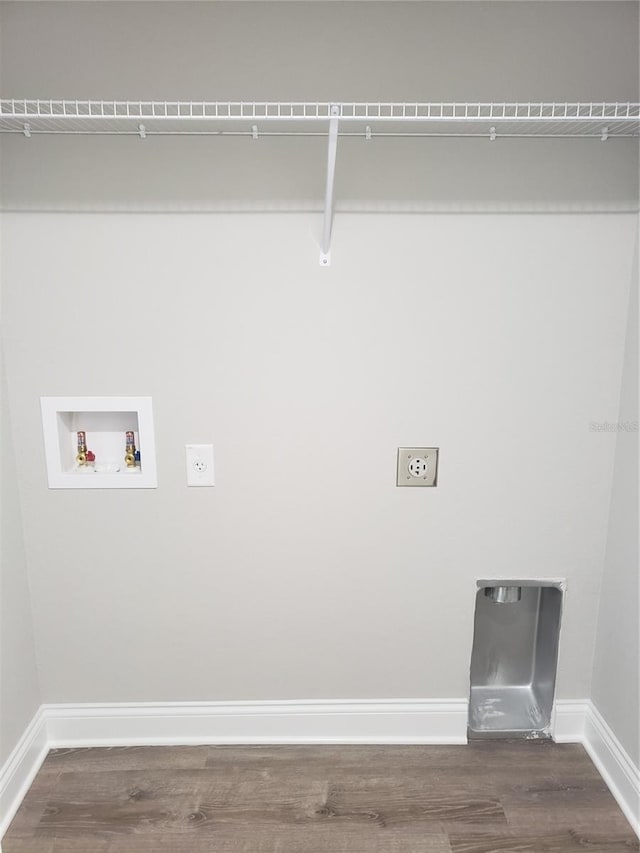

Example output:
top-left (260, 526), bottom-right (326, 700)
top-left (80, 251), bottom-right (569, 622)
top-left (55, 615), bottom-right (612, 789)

top-left (3, 742), bottom-right (638, 852)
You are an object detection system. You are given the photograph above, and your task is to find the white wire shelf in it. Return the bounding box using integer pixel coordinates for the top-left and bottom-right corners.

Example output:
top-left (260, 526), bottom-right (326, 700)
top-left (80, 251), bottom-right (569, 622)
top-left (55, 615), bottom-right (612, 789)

top-left (1, 100), bottom-right (638, 139)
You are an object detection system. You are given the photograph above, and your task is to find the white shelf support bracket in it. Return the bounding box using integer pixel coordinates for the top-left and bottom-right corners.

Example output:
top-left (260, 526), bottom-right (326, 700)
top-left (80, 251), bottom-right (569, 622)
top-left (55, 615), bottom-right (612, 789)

top-left (138, 123), bottom-right (146, 139)
top-left (600, 126), bottom-right (609, 142)
top-left (23, 122), bottom-right (31, 138)
top-left (251, 124), bottom-right (259, 140)
top-left (319, 104), bottom-right (340, 267)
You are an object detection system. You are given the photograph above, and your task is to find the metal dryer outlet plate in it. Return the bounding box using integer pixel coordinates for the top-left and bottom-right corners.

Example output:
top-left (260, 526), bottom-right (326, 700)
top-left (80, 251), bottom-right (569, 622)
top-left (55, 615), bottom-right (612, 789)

top-left (396, 447), bottom-right (439, 487)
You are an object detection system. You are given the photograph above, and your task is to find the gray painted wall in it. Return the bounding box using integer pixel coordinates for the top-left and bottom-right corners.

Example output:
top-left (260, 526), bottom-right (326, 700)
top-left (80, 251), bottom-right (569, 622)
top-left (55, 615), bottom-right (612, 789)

top-left (0, 3), bottom-right (637, 759)
top-left (1, 1), bottom-right (638, 212)
top-left (591, 236), bottom-right (639, 765)
top-left (1, 211), bottom-right (634, 703)
top-left (0, 334), bottom-right (41, 766)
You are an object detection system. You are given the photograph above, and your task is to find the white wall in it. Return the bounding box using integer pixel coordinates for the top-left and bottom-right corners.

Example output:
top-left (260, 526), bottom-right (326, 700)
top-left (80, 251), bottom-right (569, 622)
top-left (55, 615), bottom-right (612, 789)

top-left (0, 0), bottom-right (41, 804)
top-left (1, 211), bottom-right (635, 703)
top-left (591, 235), bottom-right (639, 765)
top-left (0, 1), bottom-right (637, 724)
top-left (0, 284), bottom-right (41, 767)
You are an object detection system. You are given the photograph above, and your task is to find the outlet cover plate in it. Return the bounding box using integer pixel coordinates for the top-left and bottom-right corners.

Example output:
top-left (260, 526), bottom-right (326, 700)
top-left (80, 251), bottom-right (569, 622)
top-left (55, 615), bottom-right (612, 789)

top-left (397, 447), bottom-right (439, 487)
top-left (186, 444), bottom-right (215, 487)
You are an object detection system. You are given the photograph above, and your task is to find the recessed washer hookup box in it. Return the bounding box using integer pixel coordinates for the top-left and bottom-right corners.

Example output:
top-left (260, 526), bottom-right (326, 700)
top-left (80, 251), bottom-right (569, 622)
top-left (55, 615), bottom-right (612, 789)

top-left (468, 581), bottom-right (564, 740)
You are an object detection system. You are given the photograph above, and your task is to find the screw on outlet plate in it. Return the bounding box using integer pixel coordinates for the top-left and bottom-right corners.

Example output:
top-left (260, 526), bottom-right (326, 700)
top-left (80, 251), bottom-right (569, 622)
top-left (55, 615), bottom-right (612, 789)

top-left (397, 447), bottom-right (439, 487)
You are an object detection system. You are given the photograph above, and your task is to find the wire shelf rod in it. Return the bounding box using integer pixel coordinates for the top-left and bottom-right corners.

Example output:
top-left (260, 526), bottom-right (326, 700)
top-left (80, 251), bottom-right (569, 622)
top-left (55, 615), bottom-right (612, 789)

top-left (0, 128), bottom-right (637, 139)
top-left (1, 100), bottom-right (639, 123)
top-left (1, 101), bottom-right (637, 140)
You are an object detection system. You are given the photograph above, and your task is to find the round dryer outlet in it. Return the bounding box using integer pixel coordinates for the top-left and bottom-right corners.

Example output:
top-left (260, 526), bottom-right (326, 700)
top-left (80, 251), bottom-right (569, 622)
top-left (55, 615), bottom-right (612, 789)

top-left (408, 457), bottom-right (428, 478)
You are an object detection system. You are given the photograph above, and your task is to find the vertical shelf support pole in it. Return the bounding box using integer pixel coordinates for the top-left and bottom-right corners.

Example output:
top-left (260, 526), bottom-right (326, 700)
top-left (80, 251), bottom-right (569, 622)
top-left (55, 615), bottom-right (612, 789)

top-left (319, 104), bottom-right (340, 267)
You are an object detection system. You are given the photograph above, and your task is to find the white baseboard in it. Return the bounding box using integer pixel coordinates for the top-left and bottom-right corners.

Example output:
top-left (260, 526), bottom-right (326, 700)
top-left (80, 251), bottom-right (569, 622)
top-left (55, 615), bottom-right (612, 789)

top-left (554, 699), bottom-right (639, 838)
top-left (552, 699), bottom-right (590, 742)
top-left (44, 699), bottom-right (469, 747)
top-left (0, 708), bottom-right (48, 839)
top-left (0, 698), bottom-right (466, 840)
top-left (1, 698), bottom-right (638, 842)
top-left (583, 702), bottom-right (640, 838)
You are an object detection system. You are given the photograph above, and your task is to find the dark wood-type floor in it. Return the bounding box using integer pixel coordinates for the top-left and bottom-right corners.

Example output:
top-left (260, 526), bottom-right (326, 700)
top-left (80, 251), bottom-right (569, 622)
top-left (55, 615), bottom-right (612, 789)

top-left (3, 742), bottom-right (638, 852)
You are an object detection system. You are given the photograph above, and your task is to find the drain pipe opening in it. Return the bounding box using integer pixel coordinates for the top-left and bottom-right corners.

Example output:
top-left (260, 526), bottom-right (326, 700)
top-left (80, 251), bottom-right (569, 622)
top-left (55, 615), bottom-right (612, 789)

top-left (484, 586), bottom-right (522, 604)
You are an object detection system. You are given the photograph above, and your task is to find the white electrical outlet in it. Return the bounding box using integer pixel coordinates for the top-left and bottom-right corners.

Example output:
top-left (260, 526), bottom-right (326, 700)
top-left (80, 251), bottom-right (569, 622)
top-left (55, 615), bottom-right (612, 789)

top-left (396, 447), bottom-right (439, 487)
top-left (186, 444), bottom-right (215, 487)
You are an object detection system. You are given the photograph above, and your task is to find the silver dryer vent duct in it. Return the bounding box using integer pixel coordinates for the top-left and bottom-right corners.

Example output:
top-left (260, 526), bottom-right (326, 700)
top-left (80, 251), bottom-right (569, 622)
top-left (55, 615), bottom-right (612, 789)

top-left (484, 585), bottom-right (522, 604)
